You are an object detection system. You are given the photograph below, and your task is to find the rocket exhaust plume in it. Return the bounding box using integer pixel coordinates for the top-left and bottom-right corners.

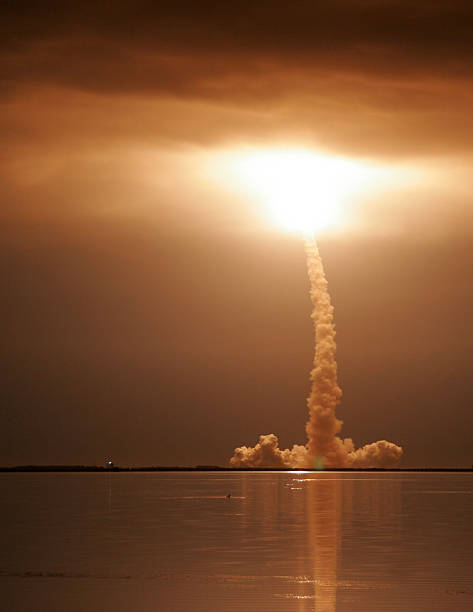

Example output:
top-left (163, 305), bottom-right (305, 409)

top-left (230, 237), bottom-right (402, 469)
top-left (304, 238), bottom-right (347, 467)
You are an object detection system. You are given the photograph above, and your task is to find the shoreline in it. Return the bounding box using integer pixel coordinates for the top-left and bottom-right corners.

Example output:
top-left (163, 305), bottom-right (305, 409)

top-left (1, 466), bottom-right (472, 473)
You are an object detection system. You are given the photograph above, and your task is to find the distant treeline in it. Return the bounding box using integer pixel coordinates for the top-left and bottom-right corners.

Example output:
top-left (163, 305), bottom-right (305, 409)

top-left (0, 466), bottom-right (472, 473)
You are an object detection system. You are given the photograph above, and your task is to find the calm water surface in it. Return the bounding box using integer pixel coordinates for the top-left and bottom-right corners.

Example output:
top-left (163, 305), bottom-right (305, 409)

top-left (1, 471), bottom-right (472, 611)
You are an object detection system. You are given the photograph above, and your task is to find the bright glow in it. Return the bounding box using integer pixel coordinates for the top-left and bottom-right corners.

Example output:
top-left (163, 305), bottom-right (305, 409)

top-left (230, 149), bottom-right (372, 235)
top-left (201, 146), bottom-right (415, 237)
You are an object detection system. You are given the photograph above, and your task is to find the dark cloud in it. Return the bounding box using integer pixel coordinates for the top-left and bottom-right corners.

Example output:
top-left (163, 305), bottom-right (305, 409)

top-left (2, 2), bottom-right (472, 156)
top-left (2, 1), bottom-right (473, 91)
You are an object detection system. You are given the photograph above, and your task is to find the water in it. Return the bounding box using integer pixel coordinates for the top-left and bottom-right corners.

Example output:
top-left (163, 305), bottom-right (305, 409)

top-left (1, 471), bottom-right (472, 611)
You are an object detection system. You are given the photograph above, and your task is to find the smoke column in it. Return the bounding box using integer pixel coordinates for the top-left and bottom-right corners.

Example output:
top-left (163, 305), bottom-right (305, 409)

top-left (304, 238), bottom-right (348, 467)
top-left (230, 237), bottom-right (403, 468)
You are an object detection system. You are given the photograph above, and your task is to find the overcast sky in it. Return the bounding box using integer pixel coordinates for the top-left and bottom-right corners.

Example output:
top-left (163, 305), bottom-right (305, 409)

top-left (1, 1), bottom-right (472, 467)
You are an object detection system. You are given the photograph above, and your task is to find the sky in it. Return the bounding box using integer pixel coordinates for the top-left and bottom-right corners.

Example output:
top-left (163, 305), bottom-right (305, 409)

top-left (1, 1), bottom-right (472, 467)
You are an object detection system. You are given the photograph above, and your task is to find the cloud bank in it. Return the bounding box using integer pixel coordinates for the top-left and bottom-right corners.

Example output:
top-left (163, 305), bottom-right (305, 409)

top-left (2, 1), bottom-right (473, 156)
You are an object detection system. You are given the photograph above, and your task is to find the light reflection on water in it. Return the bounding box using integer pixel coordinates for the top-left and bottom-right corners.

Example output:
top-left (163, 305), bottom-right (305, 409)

top-left (308, 475), bottom-right (338, 612)
top-left (0, 471), bottom-right (472, 611)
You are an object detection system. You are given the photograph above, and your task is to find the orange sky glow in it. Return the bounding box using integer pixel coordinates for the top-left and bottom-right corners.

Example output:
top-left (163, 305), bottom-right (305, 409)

top-left (1, 1), bottom-right (472, 468)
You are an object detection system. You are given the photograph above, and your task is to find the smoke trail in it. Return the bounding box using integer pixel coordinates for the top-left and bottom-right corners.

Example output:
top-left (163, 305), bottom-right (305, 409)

top-left (230, 238), bottom-right (403, 469)
top-left (304, 238), bottom-right (350, 467)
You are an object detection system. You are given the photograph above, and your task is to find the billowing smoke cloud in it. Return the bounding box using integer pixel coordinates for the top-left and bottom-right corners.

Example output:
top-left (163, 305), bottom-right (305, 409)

top-left (347, 440), bottom-right (403, 469)
top-left (230, 238), bottom-right (403, 469)
top-left (230, 434), bottom-right (307, 468)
